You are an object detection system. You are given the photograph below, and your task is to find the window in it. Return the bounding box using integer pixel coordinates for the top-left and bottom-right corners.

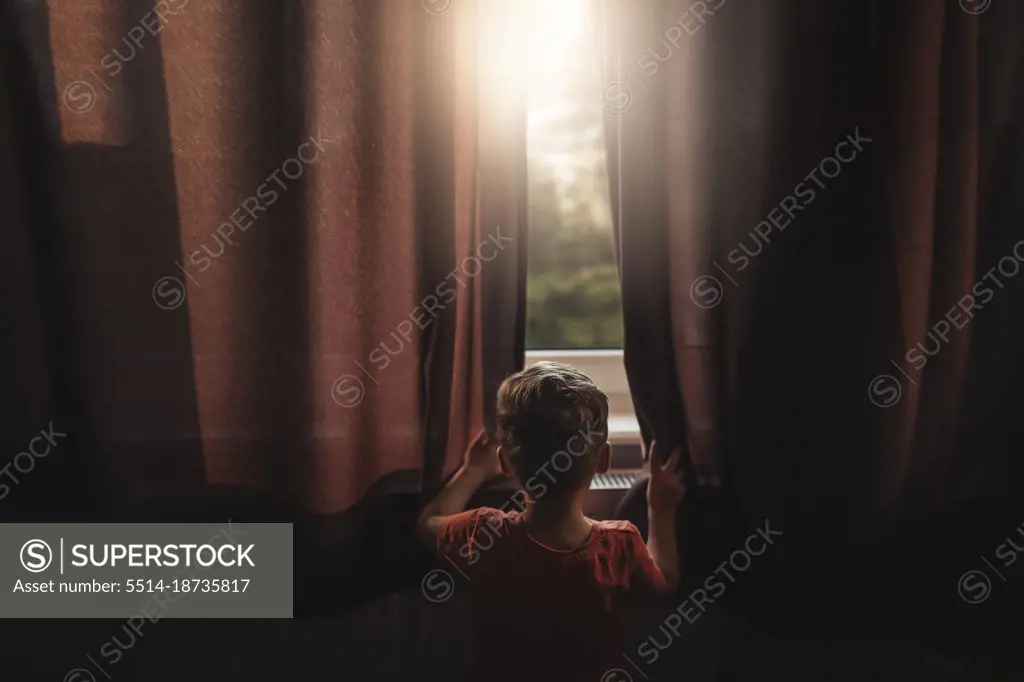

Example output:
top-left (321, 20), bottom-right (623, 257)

top-left (513, 0), bottom-right (639, 444)
top-left (523, 0), bottom-right (621, 351)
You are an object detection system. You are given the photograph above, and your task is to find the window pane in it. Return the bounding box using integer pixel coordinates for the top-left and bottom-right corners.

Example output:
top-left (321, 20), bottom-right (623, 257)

top-left (524, 0), bottom-right (623, 350)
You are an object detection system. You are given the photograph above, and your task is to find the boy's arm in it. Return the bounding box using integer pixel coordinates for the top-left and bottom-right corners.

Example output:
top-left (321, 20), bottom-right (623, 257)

top-left (415, 464), bottom-right (492, 549)
top-left (646, 505), bottom-right (679, 592)
top-left (414, 432), bottom-right (503, 549)
top-left (644, 445), bottom-right (686, 592)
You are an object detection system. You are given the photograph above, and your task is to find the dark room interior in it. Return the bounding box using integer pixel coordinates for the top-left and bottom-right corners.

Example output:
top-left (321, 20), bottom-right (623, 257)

top-left (2, 0), bottom-right (1024, 680)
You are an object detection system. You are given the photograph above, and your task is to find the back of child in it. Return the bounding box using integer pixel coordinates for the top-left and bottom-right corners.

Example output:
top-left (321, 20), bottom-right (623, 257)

top-left (417, 362), bottom-right (686, 682)
top-left (438, 507), bottom-right (663, 681)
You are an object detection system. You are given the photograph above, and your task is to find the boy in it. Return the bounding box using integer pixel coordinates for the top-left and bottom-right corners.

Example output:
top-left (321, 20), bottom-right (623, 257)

top-left (416, 361), bottom-right (686, 682)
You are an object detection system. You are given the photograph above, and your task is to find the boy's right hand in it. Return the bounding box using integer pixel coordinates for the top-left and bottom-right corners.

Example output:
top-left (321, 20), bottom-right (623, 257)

top-left (647, 442), bottom-right (686, 514)
top-left (462, 430), bottom-right (503, 480)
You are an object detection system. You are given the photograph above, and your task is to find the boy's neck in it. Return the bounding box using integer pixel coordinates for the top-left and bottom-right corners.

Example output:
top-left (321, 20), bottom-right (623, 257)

top-left (523, 496), bottom-right (584, 519)
top-left (520, 492), bottom-right (592, 545)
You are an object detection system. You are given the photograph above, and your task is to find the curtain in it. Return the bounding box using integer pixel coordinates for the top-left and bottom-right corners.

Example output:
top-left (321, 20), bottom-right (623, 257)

top-left (596, 0), bottom-right (1024, 646)
top-left (0, 0), bottom-right (526, 572)
top-left (598, 0), bottom-right (1023, 518)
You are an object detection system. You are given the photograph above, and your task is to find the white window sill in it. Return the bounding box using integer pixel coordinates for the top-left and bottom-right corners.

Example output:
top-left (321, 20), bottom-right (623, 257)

top-left (524, 349), bottom-right (640, 446)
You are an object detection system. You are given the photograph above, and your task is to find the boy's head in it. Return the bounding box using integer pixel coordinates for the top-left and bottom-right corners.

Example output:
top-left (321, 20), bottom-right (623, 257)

top-left (495, 361), bottom-right (610, 500)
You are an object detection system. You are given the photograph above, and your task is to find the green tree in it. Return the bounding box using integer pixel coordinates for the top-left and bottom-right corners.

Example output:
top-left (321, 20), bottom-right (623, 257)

top-left (525, 68), bottom-right (622, 349)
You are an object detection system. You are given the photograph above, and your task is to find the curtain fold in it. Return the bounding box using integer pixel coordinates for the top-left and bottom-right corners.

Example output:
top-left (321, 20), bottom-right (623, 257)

top-left (597, 0), bottom-right (1024, 517)
top-left (1, 0), bottom-right (526, 526)
top-left (423, 0), bottom-right (529, 497)
top-left (0, 0), bottom-right (93, 518)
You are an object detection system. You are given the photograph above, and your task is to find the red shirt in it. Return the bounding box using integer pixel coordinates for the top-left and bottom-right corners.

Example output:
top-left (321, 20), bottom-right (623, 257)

top-left (436, 508), bottom-right (666, 682)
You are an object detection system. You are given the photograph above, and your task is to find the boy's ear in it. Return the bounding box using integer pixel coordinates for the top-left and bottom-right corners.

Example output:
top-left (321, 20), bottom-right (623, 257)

top-left (497, 446), bottom-right (515, 477)
top-left (595, 442), bottom-right (612, 474)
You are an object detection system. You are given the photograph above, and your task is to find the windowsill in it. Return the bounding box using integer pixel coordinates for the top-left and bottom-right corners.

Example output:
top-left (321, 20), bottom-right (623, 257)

top-left (524, 349), bottom-right (640, 446)
top-left (608, 416), bottom-right (641, 445)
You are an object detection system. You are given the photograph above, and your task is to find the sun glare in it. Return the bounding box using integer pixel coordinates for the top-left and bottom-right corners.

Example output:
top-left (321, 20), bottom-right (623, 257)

top-left (478, 0), bottom-right (588, 97)
top-left (525, 0), bottom-right (585, 81)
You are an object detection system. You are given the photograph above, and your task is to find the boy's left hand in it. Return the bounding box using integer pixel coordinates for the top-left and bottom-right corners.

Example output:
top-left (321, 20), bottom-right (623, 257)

top-left (462, 430), bottom-right (503, 479)
top-left (647, 443), bottom-right (686, 514)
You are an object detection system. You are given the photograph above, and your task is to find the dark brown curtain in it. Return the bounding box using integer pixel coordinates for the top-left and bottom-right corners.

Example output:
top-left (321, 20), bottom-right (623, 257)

top-left (597, 0), bottom-right (1024, 651)
top-left (598, 0), bottom-right (1023, 517)
top-left (0, 0), bottom-right (526, 530)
